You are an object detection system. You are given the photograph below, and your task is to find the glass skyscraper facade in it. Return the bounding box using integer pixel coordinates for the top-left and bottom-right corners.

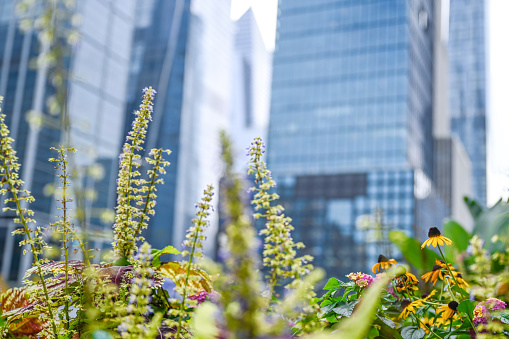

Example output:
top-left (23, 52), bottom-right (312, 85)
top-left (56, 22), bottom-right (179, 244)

top-left (268, 0), bottom-right (447, 277)
top-left (0, 0), bottom-right (136, 282)
top-left (448, 0), bottom-right (487, 206)
top-left (125, 0), bottom-right (232, 250)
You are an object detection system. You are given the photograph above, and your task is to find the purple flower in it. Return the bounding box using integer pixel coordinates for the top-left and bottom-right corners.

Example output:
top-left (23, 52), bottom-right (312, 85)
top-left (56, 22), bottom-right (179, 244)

top-left (486, 297), bottom-right (506, 311)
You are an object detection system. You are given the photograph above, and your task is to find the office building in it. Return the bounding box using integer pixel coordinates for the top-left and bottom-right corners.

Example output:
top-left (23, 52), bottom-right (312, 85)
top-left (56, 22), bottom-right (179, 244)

top-left (229, 8), bottom-right (272, 172)
top-left (448, 0), bottom-right (487, 206)
top-left (0, 0), bottom-right (137, 282)
top-left (268, 0), bottom-right (447, 277)
top-left (125, 0), bottom-right (232, 250)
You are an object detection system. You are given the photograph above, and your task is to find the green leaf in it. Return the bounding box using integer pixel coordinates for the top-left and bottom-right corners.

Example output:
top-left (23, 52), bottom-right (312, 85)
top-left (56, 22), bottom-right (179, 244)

top-left (451, 285), bottom-right (470, 298)
top-left (377, 315), bottom-right (396, 328)
top-left (389, 231), bottom-right (439, 270)
top-left (457, 300), bottom-right (475, 316)
top-left (113, 256), bottom-right (130, 266)
top-left (367, 326), bottom-right (379, 339)
top-left (443, 220), bottom-right (472, 261)
top-left (401, 326), bottom-right (425, 339)
top-left (498, 312), bottom-right (509, 324)
top-left (332, 300), bottom-right (358, 317)
top-left (375, 317), bottom-right (403, 338)
top-left (151, 245), bottom-right (181, 268)
top-left (323, 277), bottom-right (342, 290)
top-left (464, 196), bottom-right (483, 219)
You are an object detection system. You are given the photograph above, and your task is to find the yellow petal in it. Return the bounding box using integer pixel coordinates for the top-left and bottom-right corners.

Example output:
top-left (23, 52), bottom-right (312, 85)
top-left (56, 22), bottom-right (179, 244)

top-left (443, 236), bottom-right (453, 245)
top-left (437, 238), bottom-right (444, 246)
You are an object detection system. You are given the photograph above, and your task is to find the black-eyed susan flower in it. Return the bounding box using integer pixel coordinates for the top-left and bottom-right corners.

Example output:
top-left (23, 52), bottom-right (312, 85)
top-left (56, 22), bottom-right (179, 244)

top-left (396, 272), bottom-right (419, 293)
top-left (420, 316), bottom-right (435, 334)
top-left (450, 272), bottom-right (470, 290)
top-left (398, 299), bottom-right (423, 319)
top-left (436, 301), bottom-right (459, 325)
top-left (421, 227), bottom-right (453, 249)
top-left (421, 264), bottom-right (445, 286)
top-left (372, 254), bottom-right (397, 274)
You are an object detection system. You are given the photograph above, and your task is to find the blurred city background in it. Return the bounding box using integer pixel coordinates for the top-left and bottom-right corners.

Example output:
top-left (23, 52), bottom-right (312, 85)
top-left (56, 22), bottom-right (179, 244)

top-left (0, 0), bottom-right (507, 285)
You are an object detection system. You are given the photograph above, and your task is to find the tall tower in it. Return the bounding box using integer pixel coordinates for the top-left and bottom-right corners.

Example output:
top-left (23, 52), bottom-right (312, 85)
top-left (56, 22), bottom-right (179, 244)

top-left (448, 0), bottom-right (487, 206)
top-left (0, 0), bottom-right (137, 282)
top-left (124, 0), bottom-right (233, 250)
top-left (229, 8), bottom-right (272, 172)
top-left (268, 0), bottom-right (447, 276)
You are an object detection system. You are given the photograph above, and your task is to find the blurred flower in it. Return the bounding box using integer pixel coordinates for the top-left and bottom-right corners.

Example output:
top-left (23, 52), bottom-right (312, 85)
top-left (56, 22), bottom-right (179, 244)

top-left (436, 301), bottom-right (458, 325)
top-left (485, 297), bottom-right (506, 311)
top-left (421, 265), bottom-right (445, 286)
top-left (399, 299), bottom-right (421, 319)
top-left (473, 304), bottom-right (488, 325)
top-left (420, 316), bottom-right (435, 334)
top-left (372, 254), bottom-right (397, 274)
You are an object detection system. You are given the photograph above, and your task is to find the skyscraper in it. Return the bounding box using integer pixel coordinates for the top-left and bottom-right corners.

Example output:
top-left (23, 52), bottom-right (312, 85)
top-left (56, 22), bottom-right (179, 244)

top-left (268, 0), bottom-right (447, 276)
top-left (0, 0), bottom-right (137, 282)
top-left (448, 0), bottom-right (487, 206)
top-left (125, 0), bottom-right (232, 251)
top-left (229, 8), bottom-right (272, 172)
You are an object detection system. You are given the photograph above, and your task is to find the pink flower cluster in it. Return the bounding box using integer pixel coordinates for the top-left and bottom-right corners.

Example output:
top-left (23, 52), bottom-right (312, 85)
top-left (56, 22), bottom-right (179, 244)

top-left (485, 297), bottom-right (506, 311)
top-left (473, 304), bottom-right (487, 325)
top-left (346, 272), bottom-right (374, 288)
top-left (472, 298), bottom-right (506, 327)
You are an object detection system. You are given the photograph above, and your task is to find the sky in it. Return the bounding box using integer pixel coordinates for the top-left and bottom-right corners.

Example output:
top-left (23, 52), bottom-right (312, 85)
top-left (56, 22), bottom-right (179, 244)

top-left (231, 0), bottom-right (509, 207)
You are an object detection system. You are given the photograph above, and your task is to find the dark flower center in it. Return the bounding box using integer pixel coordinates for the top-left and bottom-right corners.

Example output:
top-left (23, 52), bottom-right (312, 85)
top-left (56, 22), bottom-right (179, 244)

top-left (457, 273), bottom-right (463, 278)
top-left (448, 301), bottom-right (459, 311)
top-left (428, 227), bottom-right (441, 237)
top-left (421, 293), bottom-right (429, 299)
top-left (401, 300), bottom-right (411, 309)
top-left (378, 254), bottom-right (388, 263)
top-left (432, 265), bottom-right (441, 271)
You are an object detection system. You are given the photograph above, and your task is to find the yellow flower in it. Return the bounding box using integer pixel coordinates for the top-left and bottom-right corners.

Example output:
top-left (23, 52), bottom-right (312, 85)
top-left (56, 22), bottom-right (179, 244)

top-left (420, 316), bottom-right (435, 334)
top-left (372, 255), bottom-right (397, 274)
top-left (421, 265), bottom-right (445, 286)
top-left (421, 227), bottom-right (453, 248)
top-left (450, 272), bottom-right (470, 290)
top-left (396, 272), bottom-right (419, 293)
top-left (436, 301), bottom-right (459, 325)
top-left (399, 299), bottom-right (423, 319)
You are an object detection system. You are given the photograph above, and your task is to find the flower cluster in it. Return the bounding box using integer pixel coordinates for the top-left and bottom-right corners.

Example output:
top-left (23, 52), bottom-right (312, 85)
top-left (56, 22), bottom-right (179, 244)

top-left (118, 242), bottom-right (161, 338)
top-left (346, 272), bottom-right (374, 288)
top-left (248, 137), bottom-right (313, 292)
top-left (113, 87), bottom-right (170, 262)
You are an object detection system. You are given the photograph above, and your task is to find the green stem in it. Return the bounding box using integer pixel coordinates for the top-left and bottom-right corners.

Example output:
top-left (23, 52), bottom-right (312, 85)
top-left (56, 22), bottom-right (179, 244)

top-left (437, 246), bottom-right (462, 301)
top-left (62, 155), bottom-right (70, 330)
top-left (175, 213), bottom-right (206, 338)
top-left (1, 157), bottom-right (58, 337)
top-left (133, 149), bottom-right (162, 241)
top-left (412, 313), bottom-right (441, 339)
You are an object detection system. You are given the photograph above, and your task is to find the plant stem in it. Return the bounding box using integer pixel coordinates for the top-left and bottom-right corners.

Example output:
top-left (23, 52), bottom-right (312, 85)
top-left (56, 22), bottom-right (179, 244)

top-left (1, 157), bottom-right (58, 337)
top-left (412, 313), bottom-right (441, 339)
top-left (62, 155), bottom-right (70, 330)
top-left (437, 246), bottom-right (463, 301)
top-left (175, 212), bottom-right (206, 338)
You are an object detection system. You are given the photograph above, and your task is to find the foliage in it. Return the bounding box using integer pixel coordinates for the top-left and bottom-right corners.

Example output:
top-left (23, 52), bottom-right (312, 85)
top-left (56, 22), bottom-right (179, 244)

top-left (1, 87), bottom-right (508, 339)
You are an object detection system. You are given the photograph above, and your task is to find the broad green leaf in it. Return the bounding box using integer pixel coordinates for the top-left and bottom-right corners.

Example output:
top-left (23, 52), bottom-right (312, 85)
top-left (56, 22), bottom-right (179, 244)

top-left (389, 231), bottom-right (439, 271)
top-left (443, 220), bottom-right (471, 261)
top-left (401, 326), bottom-right (425, 339)
top-left (464, 196), bottom-right (483, 219)
top-left (151, 245), bottom-right (181, 267)
top-left (367, 327), bottom-right (379, 339)
top-left (457, 300), bottom-right (475, 316)
top-left (113, 256), bottom-right (130, 266)
top-left (323, 278), bottom-right (342, 290)
top-left (471, 199), bottom-right (509, 252)
top-left (332, 300), bottom-right (358, 317)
